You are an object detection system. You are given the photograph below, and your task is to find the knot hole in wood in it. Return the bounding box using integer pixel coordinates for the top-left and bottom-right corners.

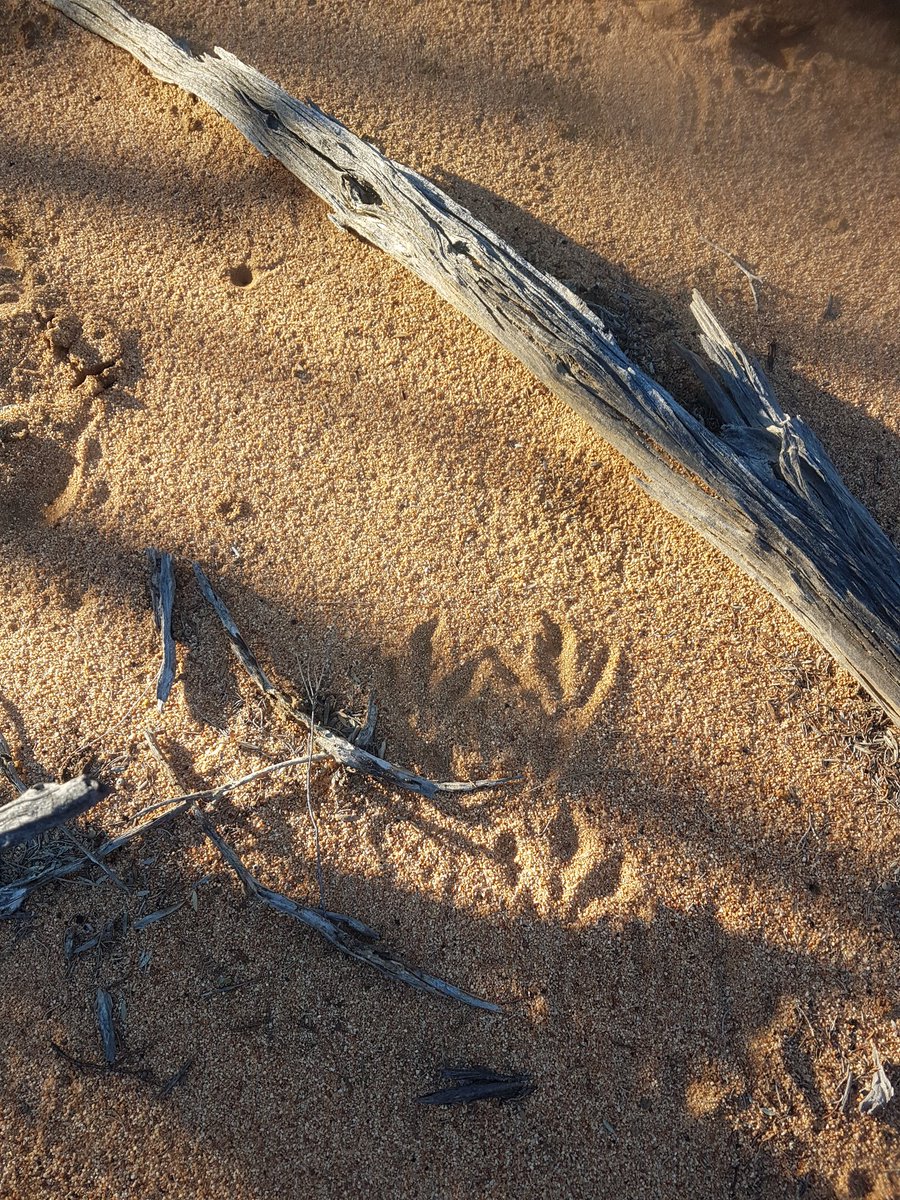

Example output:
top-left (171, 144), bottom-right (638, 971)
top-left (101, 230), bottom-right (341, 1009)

top-left (341, 174), bottom-right (382, 209)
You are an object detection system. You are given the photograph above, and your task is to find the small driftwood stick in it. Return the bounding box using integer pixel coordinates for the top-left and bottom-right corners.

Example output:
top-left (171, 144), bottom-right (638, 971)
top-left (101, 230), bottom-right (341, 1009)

top-left (0, 774), bottom-right (108, 850)
top-left (191, 804), bottom-right (500, 1011)
top-left (146, 548), bottom-right (176, 709)
top-left (192, 563), bottom-right (515, 799)
top-left (44, 0), bottom-right (900, 725)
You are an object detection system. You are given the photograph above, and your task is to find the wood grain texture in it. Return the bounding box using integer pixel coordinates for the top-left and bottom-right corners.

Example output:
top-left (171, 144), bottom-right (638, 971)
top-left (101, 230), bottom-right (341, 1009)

top-left (0, 774), bottom-right (108, 849)
top-left (43, 0), bottom-right (900, 724)
top-left (147, 548), bottom-right (176, 710)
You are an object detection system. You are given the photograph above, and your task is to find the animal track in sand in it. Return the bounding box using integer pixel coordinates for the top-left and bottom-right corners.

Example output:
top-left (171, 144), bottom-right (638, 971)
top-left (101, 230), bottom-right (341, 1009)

top-left (0, 289), bottom-right (132, 525)
top-left (397, 610), bottom-right (621, 779)
top-left (730, 13), bottom-right (815, 73)
top-left (520, 611), bottom-right (621, 738)
top-left (521, 804), bottom-right (626, 928)
top-left (31, 306), bottom-right (126, 524)
top-left (356, 613), bottom-right (624, 911)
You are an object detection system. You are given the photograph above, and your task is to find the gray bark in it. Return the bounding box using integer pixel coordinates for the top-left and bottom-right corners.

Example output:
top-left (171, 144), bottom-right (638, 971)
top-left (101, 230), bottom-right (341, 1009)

top-left (42, 0), bottom-right (900, 725)
top-left (147, 548), bottom-right (176, 709)
top-left (0, 774), bottom-right (108, 849)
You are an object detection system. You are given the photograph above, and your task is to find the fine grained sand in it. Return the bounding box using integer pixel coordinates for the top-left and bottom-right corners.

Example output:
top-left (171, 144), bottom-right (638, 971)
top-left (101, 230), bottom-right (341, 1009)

top-left (1, 1), bottom-right (898, 1196)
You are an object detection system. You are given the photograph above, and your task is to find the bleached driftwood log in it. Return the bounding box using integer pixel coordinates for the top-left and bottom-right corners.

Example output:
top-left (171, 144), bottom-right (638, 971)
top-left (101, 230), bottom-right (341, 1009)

top-left (43, 0), bottom-right (900, 725)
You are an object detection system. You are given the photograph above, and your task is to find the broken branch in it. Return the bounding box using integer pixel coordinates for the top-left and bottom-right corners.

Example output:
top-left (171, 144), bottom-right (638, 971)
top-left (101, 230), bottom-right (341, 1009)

top-left (191, 803), bottom-right (501, 1012)
top-left (0, 774), bottom-right (109, 850)
top-left (147, 548), bottom-right (176, 709)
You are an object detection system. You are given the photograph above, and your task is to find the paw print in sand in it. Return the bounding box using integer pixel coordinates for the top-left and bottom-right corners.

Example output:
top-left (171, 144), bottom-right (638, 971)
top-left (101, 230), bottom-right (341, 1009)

top-left (395, 610), bottom-right (620, 780)
top-left (517, 611), bottom-right (621, 757)
top-left (488, 801), bottom-right (626, 929)
top-left (373, 614), bottom-right (625, 923)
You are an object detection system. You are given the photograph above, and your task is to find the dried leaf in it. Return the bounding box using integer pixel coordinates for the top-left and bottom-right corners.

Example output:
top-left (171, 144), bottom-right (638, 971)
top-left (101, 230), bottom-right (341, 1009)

top-left (860, 1045), bottom-right (895, 1116)
top-left (0, 885), bottom-right (29, 919)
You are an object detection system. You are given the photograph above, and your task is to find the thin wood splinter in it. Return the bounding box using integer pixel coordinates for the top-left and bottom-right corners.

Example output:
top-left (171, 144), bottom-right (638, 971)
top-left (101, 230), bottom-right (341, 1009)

top-left (191, 803), bottom-right (500, 1011)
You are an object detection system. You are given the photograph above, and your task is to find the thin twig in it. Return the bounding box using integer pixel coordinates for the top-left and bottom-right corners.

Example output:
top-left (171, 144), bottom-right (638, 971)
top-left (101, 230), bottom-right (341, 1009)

top-left (697, 231), bottom-right (764, 313)
top-left (61, 827), bottom-right (130, 894)
top-left (298, 653), bottom-right (328, 911)
top-left (191, 803), bottom-right (501, 1011)
top-left (143, 728), bottom-right (177, 778)
top-left (192, 563), bottom-right (518, 800)
top-left (836, 1067), bottom-right (854, 1115)
top-left (50, 1041), bottom-right (157, 1086)
top-left (132, 753), bottom-right (330, 820)
top-left (0, 732), bottom-right (27, 794)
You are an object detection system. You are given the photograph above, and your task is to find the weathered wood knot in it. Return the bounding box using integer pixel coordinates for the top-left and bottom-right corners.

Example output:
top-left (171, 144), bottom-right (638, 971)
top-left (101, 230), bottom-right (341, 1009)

top-left (341, 174), bottom-right (382, 209)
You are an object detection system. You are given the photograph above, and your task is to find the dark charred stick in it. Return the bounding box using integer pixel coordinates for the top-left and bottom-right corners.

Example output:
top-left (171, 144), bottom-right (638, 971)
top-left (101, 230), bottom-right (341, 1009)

top-left (418, 1066), bottom-right (534, 1105)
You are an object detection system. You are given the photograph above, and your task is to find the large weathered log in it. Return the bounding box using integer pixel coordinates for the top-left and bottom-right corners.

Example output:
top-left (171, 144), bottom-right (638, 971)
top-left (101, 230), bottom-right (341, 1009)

top-left (42, 0), bottom-right (900, 725)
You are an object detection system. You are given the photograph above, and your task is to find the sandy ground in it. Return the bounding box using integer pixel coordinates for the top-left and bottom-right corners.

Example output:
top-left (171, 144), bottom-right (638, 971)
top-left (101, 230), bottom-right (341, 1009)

top-left (1, 0), bottom-right (899, 1196)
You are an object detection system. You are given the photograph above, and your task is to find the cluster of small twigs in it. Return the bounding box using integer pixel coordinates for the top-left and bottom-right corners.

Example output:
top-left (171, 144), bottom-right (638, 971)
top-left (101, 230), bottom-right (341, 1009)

top-left (846, 707), bottom-right (900, 808)
top-left (0, 554), bottom-right (511, 1016)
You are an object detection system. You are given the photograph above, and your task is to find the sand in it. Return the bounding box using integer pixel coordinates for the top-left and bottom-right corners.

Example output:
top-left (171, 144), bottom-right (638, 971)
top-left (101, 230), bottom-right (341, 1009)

top-left (0, 0), bottom-right (898, 1196)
